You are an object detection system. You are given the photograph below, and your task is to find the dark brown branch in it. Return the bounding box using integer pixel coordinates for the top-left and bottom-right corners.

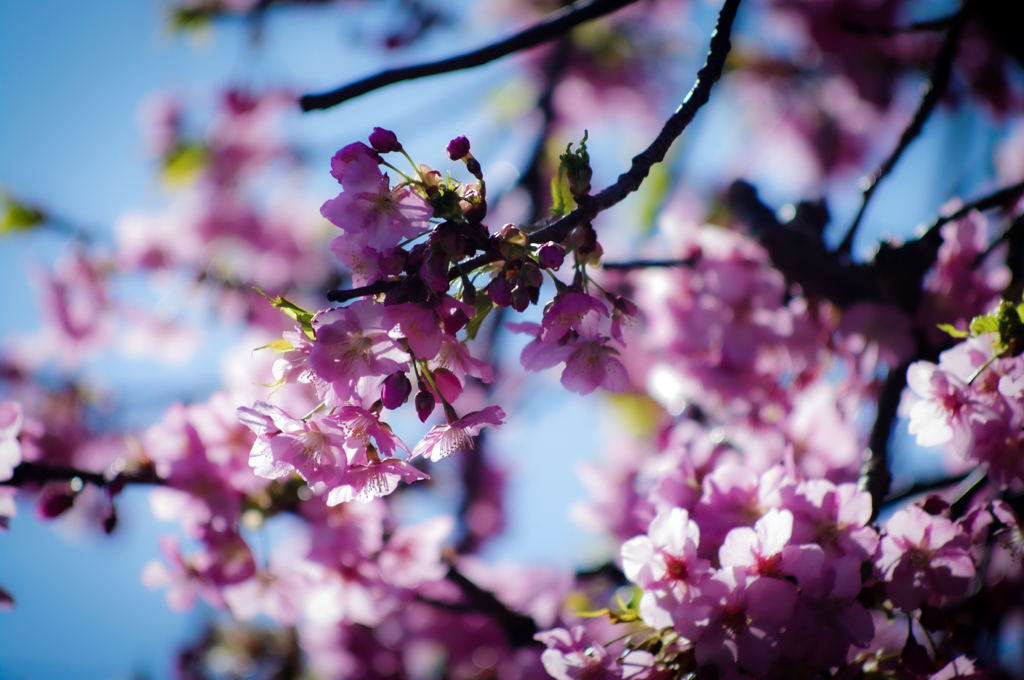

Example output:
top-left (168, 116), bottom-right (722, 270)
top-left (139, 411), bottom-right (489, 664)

top-left (299, 0), bottom-right (638, 112)
top-left (727, 181), bottom-right (881, 307)
top-left (883, 472), bottom-right (972, 507)
top-left (837, 5), bottom-right (970, 255)
top-left (861, 360), bottom-right (909, 522)
top-left (602, 256), bottom-right (700, 270)
top-left (842, 14), bottom-right (957, 37)
top-left (459, 0), bottom-right (742, 274)
top-left (0, 462), bottom-right (164, 488)
top-left (927, 179), bottom-right (1024, 236)
top-left (326, 279), bottom-right (395, 303)
top-left (445, 565), bottom-right (539, 647)
top-left (325, 0), bottom-right (742, 302)
top-left (974, 212), bottom-right (1024, 269)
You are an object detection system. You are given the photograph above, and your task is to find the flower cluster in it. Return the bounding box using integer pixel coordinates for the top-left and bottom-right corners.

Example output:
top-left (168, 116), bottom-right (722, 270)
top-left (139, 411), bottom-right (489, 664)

top-left (236, 128), bottom-right (632, 504)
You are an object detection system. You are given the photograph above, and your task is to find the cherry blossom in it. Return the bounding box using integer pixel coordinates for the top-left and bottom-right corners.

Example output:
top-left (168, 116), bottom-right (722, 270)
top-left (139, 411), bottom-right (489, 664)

top-left (410, 406), bottom-right (506, 462)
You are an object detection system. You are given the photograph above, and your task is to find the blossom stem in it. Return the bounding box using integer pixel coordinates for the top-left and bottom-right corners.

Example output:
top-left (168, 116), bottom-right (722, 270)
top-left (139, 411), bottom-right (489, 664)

top-left (966, 354), bottom-right (998, 386)
top-left (301, 401), bottom-right (326, 421)
top-left (380, 160), bottom-right (416, 184)
top-left (602, 626), bottom-right (651, 647)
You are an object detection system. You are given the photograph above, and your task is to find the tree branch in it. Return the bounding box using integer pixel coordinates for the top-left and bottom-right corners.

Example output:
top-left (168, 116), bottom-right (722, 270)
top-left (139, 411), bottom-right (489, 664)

top-left (861, 360), bottom-right (909, 522)
top-left (325, 0), bottom-right (742, 301)
top-left (459, 0), bottom-right (742, 273)
top-left (841, 14), bottom-right (957, 37)
top-left (837, 4), bottom-right (970, 255)
top-left (299, 0), bottom-right (639, 112)
top-left (326, 279), bottom-right (395, 303)
top-left (926, 178), bottom-right (1024, 239)
top-left (445, 564), bottom-right (539, 647)
top-left (0, 462), bottom-right (164, 488)
top-left (883, 472), bottom-right (972, 507)
top-left (602, 256), bottom-right (700, 270)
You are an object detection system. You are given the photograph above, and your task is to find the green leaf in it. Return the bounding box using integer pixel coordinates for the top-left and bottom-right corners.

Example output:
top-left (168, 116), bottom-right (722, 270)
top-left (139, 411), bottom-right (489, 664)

top-left (558, 131), bottom-right (592, 199)
top-left (573, 607), bottom-right (611, 618)
top-left (254, 338), bottom-right (294, 353)
top-left (1, 194), bottom-right (45, 235)
top-left (465, 291), bottom-right (493, 341)
top-left (427, 185), bottom-right (464, 221)
top-left (254, 288), bottom-right (315, 339)
top-left (968, 315), bottom-right (999, 336)
top-left (163, 143), bottom-right (208, 185)
top-left (937, 323), bottom-right (970, 338)
top-left (168, 8), bottom-right (210, 32)
top-left (549, 165), bottom-right (573, 217)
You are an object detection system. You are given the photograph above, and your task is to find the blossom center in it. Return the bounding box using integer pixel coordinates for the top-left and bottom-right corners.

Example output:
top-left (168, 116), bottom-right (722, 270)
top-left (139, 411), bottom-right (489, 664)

top-left (665, 555), bottom-right (690, 582)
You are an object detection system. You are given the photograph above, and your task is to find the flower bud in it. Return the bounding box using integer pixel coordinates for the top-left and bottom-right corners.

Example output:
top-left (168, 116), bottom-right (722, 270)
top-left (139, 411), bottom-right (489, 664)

top-left (487, 272), bottom-right (512, 307)
top-left (415, 386), bottom-right (436, 422)
top-left (537, 242), bottom-right (565, 270)
top-left (510, 286), bottom-right (532, 312)
top-left (446, 136), bottom-right (471, 161)
top-left (382, 372), bottom-right (412, 409)
top-left (369, 127), bottom-right (402, 153)
top-left (444, 308), bottom-right (469, 335)
top-left (38, 485), bottom-right (76, 519)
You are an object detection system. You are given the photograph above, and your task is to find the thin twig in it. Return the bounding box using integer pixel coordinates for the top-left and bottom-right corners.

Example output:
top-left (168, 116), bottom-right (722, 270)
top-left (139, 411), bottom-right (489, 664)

top-left (326, 279), bottom-right (396, 304)
top-left (837, 5), bottom-right (970, 255)
top-left (949, 467), bottom-right (989, 519)
top-left (842, 14), bottom-right (957, 37)
top-left (883, 472), bottom-right (972, 507)
top-left (603, 256), bottom-right (700, 270)
top-left (460, 0), bottom-right (742, 272)
top-left (974, 213), bottom-right (1024, 268)
top-left (926, 179), bottom-right (1024, 239)
top-left (325, 0), bottom-right (742, 302)
top-left (300, 0), bottom-right (639, 111)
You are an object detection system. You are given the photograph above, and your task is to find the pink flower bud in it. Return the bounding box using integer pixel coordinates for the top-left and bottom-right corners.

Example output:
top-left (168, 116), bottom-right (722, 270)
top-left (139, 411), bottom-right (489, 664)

top-left (537, 242), bottom-right (565, 270)
top-left (382, 372), bottom-right (412, 410)
top-left (487, 273), bottom-right (512, 307)
top-left (38, 486), bottom-right (76, 519)
top-left (369, 127), bottom-right (402, 153)
top-left (416, 386), bottom-right (436, 422)
top-left (443, 309), bottom-right (469, 335)
top-left (446, 136), bottom-right (470, 161)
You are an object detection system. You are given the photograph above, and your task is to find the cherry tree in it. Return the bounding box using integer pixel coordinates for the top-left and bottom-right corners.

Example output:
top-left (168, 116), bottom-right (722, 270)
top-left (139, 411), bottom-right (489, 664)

top-left (3, 0), bottom-right (1024, 677)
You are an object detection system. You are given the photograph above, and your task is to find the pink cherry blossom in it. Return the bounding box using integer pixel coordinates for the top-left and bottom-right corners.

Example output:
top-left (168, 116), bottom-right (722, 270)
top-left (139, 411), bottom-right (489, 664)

top-left (378, 515), bottom-right (453, 588)
top-left (321, 161), bottom-right (432, 250)
top-left (0, 400), bottom-right (23, 481)
top-left (674, 567), bottom-right (797, 674)
top-left (621, 507), bottom-right (711, 628)
top-left (906, 361), bottom-right (996, 449)
top-left (410, 406), bottom-right (506, 462)
top-left (309, 301), bottom-right (409, 404)
top-left (540, 291), bottom-right (608, 342)
top-left (719, 508), bottom-right (793, 579)
top-left (237, 402), bottom-right (349, 492)
top-left (534, 626), bottom-right (623, 680)
top-left (777, 556), bottom-right (874, 670)
top-left (325, 457), bottom-right (429, 504)
top-left (561, 337), bottom-right (629, 395)
top-left (877, 505), bottom-right (976, 611)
